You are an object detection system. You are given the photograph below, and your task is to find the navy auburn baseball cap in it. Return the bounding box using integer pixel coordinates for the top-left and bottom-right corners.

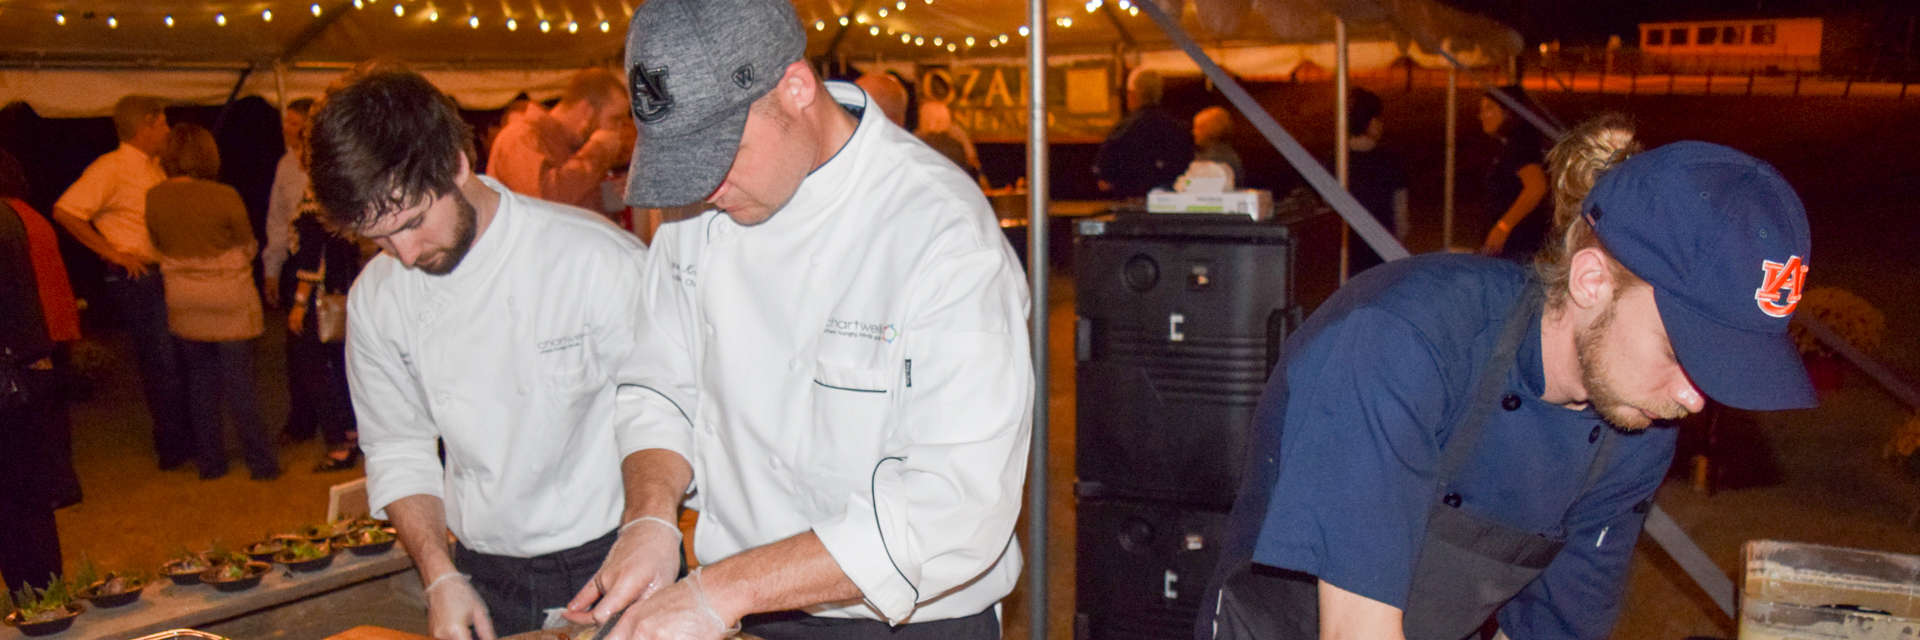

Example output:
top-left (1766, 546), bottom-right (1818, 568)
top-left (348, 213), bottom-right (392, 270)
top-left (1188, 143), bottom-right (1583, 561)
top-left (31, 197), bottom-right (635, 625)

top-left (1584, 141), bottom-right (1814, 411)
top-left (623, 0), bottom-right (804, 208)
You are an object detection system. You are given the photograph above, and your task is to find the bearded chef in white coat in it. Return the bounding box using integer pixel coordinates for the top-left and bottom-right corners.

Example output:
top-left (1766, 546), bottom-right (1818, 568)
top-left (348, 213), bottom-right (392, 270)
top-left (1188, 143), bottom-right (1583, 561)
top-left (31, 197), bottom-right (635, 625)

top-left (561, 0), bottom-right (1034, 639)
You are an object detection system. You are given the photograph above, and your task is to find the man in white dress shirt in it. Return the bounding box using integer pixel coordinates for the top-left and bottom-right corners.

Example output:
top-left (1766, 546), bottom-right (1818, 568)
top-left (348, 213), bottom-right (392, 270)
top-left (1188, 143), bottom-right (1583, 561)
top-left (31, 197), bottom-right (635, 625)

top-left (52, 94), bottom-right (190, 471)
top-left (572, 0), bottom-right (1033, 638)
top-left (307, 69), bottom-right (692, 640)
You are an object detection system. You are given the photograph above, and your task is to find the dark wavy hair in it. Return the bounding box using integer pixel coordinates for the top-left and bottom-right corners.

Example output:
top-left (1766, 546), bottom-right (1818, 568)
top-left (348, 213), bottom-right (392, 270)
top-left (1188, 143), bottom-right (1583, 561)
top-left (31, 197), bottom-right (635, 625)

top-left (306, 69), bottom-right (472, 230)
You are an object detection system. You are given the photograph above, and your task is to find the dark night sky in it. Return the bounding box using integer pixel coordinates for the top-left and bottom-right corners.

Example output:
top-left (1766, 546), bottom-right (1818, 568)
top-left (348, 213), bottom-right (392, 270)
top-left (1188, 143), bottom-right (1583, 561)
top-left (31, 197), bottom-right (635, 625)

top-left (1444, 0), bottom-right (1916, 45)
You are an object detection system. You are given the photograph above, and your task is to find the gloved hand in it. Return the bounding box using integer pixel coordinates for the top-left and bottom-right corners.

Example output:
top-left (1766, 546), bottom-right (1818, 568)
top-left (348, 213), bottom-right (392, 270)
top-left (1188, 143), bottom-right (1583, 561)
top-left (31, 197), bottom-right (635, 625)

top-left (425, 572), bottom-right (496, 640)
top-left (564, 517), bottom-right (684, 625)
top-left (600, 567), bottom-right (740, 640)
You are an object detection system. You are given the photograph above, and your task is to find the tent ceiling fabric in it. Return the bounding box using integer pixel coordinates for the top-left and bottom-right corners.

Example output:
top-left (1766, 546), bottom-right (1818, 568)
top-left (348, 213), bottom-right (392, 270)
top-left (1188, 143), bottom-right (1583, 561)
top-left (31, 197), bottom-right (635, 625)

top-left (0, 0), bottom-right (629, 67)
top-left (805, 0), bottom-right (1517, 62)
top-left (0, 0), bottom-right (1516, 114)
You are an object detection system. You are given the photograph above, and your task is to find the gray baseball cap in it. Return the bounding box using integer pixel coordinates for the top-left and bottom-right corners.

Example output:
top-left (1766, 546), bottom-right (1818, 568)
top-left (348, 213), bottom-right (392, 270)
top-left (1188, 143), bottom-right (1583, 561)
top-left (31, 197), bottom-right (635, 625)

top-left (623, 0), bottom-right (805, 208)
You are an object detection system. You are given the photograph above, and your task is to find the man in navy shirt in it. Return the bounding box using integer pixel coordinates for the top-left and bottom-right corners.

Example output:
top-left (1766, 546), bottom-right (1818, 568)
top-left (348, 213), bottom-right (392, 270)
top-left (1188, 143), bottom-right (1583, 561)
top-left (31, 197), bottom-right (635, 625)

top-left (1202, 141), bottom-right (1814, 640)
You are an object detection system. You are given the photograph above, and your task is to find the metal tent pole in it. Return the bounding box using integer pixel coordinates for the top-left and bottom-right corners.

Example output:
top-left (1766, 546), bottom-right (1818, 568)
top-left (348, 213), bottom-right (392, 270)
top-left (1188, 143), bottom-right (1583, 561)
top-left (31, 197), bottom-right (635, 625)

top-left (1444, 43), bottom-right (1458, 251)
top-left (1335, 17), bottom-right (1351, 284)
top-left (1025, 0), bottom-right (1050, 636)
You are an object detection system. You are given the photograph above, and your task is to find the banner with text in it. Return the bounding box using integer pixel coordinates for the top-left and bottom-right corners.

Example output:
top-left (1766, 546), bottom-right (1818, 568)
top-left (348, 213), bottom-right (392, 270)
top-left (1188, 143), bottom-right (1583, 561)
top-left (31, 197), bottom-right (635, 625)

top-left (916, 62), bottom-right (1120, 144)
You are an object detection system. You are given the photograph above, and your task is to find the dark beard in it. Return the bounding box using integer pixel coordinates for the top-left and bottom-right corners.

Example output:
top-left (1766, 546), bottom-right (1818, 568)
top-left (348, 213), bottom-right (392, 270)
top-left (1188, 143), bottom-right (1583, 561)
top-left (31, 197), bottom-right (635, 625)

top-left (418, 189), bottom-right (478, 276)
top-left (1575, 302), bottom-right (1641, 430)
top-left (1575, 301), bottom-right (1683, 431)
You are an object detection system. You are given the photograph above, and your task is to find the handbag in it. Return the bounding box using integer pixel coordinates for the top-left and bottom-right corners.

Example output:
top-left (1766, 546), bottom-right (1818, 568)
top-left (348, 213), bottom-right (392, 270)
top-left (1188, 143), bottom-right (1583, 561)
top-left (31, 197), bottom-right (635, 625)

top-left (314, 254), bottom-right (348, 344)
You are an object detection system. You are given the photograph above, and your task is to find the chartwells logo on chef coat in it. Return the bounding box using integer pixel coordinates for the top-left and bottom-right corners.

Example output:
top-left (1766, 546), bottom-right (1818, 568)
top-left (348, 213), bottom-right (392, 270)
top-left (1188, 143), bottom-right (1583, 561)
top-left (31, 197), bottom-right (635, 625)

top-left (537, 333), bottom-right (587, 354)
top-left (824, 318), bottom-right (899, 343)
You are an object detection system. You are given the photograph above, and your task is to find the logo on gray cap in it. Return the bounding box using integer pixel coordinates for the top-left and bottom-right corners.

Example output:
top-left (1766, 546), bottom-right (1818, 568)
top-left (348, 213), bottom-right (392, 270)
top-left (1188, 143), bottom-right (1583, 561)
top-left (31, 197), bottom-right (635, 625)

top-left (630, 66), bottom-right (672, 123)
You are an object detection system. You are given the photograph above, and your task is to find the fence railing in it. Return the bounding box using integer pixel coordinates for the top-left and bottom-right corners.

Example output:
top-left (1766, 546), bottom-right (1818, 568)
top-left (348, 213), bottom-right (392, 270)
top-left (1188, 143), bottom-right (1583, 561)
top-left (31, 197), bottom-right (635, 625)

top-left (1338, 63), bottom-right (1920, 100)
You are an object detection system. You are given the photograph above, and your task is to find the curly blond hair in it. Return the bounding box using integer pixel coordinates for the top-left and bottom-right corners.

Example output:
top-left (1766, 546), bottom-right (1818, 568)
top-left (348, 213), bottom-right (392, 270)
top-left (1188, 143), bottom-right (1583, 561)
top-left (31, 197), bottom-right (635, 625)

top-left (1536, 113), bottom-right (1644, 310)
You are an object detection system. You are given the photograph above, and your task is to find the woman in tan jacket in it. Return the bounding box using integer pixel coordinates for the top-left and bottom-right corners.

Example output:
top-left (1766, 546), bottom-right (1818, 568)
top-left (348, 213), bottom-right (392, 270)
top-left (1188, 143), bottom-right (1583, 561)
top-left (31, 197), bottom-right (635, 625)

top-left (146, 123), bottom-right (279, 481)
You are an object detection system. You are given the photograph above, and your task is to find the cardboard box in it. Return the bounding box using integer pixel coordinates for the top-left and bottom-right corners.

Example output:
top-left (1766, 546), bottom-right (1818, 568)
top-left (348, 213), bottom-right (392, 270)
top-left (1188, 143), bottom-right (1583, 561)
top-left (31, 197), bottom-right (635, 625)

top-left (1741, 539), bottom-right (1920, 639)
top-left (1146, 188), bottom-right (1273, 221)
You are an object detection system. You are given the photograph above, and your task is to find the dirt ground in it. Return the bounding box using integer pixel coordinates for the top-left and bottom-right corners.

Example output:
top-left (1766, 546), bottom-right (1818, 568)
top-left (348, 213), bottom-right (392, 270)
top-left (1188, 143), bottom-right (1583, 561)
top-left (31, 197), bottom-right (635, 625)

top-left (37, 82), bottom-right (1920, 639)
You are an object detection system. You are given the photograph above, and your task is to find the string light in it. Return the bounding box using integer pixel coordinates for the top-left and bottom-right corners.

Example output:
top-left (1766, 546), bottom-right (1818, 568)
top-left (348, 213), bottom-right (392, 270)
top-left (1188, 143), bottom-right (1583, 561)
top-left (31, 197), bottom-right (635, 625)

top-left (1056, 16), bottom-right (1072, 26)
top-left (263, 8), bottom-right (273, 21)
top-left (469, 15), bottom-right (480, 27)
top-left (107, 14), bottom-right (118, 27)
top-left (506, 18), bottom-right (518, 30)
top-left (312, 3), bottom-right (323, 16)
top-left (567, 20), bottom-right (578, 33)
top-left (1117, 0), bottom-right (1130, 7)
top-left (946, 43), bottom-right (956, 51)
top-left (392, 4), bottom-right (403, 16)
top-left (1128, 6), bottom-right (1138, 15)
top-left (877, 7), bottom-right (887, 16)
top-left (215, 12), bottom-right (227, 25)
top-left (1085, 0), bottom-right (1099, 13)
top-left (895, 0), bottom-right (905, 8)
top-left (913, 36), bottom-right (924, 45)
top-left (353, 0), bottom-right (364, 9)
top-left (164, 14), bottom-right (175, 26)
top-left (54, 12), bottom-right (65, 25)
top-left (854, 14), bottom-right (866, 23)
top-left (932, 36), bottom-right (942, 45)
top-left (1018, 25), bottom-right (1029, 36)
top-left (599, 20), bottom-right (610, 32)
top-left (539, 19), bottom-right (550, 32)
top-left (868, 26), bottom-right (878, 35)
top-left (837, 16), bottom-right (848, 25)
top-left (900, 33), bottom-right (910, 43)
top-left (989, 39), bottom-right (999, 47)
top-left (964, 36), bottom-right (974, 45)
top-left (813, 20), bottom-right (825, 30)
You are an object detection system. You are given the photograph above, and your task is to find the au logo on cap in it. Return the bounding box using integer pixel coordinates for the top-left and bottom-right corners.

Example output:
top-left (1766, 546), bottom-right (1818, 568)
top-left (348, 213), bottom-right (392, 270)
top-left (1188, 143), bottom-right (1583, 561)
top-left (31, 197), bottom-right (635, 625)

top-left (1754, 255), bottom-right (1808, 318)
top-left (630, 66), bottom-right (672, 123)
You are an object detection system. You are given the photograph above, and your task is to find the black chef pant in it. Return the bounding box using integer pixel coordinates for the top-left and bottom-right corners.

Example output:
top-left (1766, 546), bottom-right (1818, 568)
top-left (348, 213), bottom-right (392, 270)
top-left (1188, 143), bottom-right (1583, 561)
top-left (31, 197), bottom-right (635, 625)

top-left (455, 529), bottom-right (617, 636)
top-left (742, 606), bottom-right (1000, 640)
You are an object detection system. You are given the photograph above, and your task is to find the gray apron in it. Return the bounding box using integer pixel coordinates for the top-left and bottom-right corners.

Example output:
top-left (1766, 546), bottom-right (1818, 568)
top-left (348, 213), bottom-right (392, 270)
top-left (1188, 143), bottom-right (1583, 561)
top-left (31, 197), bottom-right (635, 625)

top-left (1214, 283), bottom-right (1614, 640)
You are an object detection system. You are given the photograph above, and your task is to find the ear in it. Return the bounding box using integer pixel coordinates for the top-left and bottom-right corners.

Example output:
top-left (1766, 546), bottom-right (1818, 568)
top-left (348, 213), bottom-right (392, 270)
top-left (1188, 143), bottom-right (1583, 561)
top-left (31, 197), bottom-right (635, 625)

top-left (454, 148), bottom-right (473, 187)
top-left (778, 60), bottom-right (820, 112)
top-left (1566, 246), bottom-right (1615, 312)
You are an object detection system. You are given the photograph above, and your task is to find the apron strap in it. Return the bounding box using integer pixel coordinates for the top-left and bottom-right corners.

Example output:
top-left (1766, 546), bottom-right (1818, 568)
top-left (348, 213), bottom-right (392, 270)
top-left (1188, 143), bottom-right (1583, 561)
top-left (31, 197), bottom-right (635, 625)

top-left (1436, 281), bottom-right (1544, 490)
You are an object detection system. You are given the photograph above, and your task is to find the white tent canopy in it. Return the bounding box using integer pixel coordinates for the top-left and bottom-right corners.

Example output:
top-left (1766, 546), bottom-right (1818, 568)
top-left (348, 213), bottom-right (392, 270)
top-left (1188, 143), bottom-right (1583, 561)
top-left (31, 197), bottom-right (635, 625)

top-left (0, 0), bottom-right (1519, 116)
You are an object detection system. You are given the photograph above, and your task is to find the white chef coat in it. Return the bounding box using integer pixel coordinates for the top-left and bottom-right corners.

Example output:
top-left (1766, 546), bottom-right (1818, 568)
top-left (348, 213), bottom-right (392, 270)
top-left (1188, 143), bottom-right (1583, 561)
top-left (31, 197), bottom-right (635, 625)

top-left (54, 143), bottom-right (167, 263)
top-left (347, 176), bottom-right (693, 557)
top-left (630, 82), bottom-right (1033, 624)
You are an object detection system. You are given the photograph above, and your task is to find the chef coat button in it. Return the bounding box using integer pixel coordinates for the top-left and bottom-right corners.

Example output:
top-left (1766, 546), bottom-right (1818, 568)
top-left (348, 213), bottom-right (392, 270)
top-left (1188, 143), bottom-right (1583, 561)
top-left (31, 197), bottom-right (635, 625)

top-left (1501, 394), bottom-right (1522, 411)
top-left (1589, 425), bottom-right (1602, 443)
top-left (1443, 493), bottom-right (1462, 508)
top-left (810, 253), bottom-right (822, 266)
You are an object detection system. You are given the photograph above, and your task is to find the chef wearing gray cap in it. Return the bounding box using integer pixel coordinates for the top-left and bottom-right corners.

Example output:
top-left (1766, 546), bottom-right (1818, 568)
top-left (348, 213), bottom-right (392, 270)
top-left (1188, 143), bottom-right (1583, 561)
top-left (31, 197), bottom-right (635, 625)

top-left (561, 0), bottom-right (1035, 638)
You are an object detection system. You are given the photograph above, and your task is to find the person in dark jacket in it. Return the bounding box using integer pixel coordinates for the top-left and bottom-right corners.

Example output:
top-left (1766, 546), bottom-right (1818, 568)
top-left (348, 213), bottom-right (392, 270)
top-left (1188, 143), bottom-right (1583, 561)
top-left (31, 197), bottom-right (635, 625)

top-left (284, 191), bottom-right (366, 472)
top-left (1094, 69), bottom-right (1193, 199)
top-left (0, 148), bottom-right (64, 592)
